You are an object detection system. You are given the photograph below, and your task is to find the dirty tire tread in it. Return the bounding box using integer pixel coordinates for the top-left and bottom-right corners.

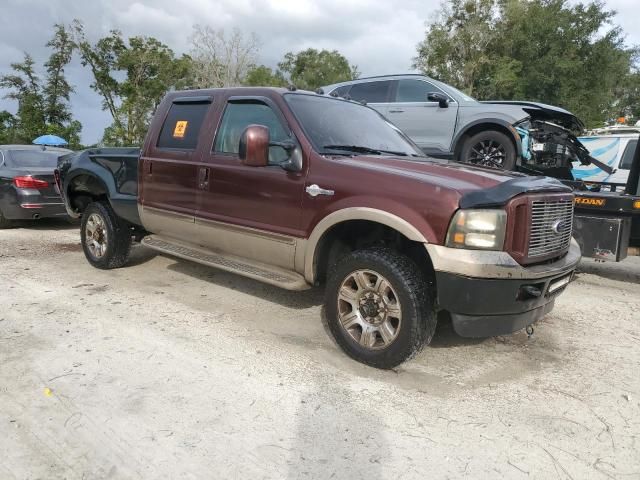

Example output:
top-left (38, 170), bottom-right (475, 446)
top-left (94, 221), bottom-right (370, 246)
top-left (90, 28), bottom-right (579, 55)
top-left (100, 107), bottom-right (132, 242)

top-left (81, 201), bottom-right (132, 270)
top-left (325, 247), bottom-right (437, 369)
top-left (460, 130), bottom-right (517, 170)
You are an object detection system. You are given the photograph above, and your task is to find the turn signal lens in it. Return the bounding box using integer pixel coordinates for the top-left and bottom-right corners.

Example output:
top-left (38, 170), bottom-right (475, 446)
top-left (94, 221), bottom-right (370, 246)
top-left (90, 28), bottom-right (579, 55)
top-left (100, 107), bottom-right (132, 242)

top-left (634, 200), bottom-right (640, 209)
top-left (14, 176), bottom-right (49, 189)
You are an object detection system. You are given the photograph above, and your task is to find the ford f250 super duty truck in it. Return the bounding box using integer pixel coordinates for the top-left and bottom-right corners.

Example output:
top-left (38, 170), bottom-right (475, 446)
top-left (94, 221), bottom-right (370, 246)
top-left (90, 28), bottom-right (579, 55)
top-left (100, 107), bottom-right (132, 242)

top-left (56, 87), bottom-right (580, 368)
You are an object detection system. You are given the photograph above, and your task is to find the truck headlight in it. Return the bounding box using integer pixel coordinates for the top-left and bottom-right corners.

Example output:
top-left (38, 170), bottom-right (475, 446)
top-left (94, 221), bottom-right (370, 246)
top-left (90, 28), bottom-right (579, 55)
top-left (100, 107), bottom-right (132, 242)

top-left (445, 209), bottom-right (507, 250)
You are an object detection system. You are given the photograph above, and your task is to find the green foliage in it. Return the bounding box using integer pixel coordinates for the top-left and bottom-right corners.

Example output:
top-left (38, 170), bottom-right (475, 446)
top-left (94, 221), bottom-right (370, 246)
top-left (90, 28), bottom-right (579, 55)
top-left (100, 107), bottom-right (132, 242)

top-left (278, 48), bottom-right (359, 90)
top-left (0, 24), bottom-right (82, 148)
top-left (73, 20), bottom-right (193, 146)
top-left (243, 65), bottom-right (287, 87)
top-left (415, 0), bottom-right (637, 128)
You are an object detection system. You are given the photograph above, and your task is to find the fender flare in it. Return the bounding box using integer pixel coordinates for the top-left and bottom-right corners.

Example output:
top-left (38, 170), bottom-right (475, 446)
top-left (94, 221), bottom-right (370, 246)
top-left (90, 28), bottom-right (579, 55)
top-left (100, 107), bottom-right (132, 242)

top-left (451, 118), bottom-right (522, 160)
top-left (303, 207), bottom-right (430, 283)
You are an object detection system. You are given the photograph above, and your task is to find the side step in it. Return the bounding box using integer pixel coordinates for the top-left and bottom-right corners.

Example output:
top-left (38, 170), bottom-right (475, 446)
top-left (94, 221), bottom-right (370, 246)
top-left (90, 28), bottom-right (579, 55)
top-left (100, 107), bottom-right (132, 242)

top-left (141, 235), bottom-right (310, 291)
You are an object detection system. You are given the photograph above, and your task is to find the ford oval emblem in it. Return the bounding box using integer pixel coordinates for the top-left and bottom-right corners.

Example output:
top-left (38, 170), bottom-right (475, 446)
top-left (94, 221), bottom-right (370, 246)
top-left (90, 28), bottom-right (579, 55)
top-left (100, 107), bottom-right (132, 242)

top-left (551, 219), bottom-right (565, 235)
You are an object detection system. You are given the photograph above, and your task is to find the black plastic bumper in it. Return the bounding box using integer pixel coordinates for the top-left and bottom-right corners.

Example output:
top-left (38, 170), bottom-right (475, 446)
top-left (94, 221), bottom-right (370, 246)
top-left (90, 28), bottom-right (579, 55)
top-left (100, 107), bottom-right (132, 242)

top-left (436, 270), bottom-right (574, 337)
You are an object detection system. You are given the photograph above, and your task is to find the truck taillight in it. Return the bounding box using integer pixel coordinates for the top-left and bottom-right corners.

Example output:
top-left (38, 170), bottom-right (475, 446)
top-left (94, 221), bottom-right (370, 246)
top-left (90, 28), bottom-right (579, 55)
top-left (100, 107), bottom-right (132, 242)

top-left (13, 176), bottom-right (49, 189)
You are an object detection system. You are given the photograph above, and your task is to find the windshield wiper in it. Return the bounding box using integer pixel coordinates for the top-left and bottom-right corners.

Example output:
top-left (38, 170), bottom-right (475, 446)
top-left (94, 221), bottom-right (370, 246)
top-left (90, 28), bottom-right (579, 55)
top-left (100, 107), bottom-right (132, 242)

top-left (322, 145), bottom-right (408, 156)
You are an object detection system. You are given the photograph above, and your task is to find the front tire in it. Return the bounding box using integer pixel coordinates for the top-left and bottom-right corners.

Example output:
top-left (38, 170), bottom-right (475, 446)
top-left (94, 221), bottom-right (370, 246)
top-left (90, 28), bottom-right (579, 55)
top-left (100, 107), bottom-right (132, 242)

top-left (81, 201), bottom-right (132, 269)
top-left (325, 247), bottom-right (436, 369)
top-left (460, 130), bottom-right (517, 170)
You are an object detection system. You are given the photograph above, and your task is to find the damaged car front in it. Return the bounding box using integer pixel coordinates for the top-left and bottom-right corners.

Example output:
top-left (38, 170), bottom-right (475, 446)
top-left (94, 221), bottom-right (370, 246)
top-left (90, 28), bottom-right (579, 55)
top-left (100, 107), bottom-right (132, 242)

top-left (482, 100), bottom-right (613, 179)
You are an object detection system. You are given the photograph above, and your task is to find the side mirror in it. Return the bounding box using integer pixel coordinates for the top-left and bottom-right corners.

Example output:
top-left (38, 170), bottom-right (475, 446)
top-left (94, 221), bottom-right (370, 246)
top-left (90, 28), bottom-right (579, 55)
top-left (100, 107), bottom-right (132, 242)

top-left (239, 124), bottom-right (270, 167)
top-left (427, 92), bottom-right (449, 108)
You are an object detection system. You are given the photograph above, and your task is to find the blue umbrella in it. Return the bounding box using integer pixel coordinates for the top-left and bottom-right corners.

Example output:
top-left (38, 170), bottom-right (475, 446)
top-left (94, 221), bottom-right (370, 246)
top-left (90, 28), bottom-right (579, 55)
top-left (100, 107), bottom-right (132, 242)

top-left (33, 134), bottom-right (68, 146)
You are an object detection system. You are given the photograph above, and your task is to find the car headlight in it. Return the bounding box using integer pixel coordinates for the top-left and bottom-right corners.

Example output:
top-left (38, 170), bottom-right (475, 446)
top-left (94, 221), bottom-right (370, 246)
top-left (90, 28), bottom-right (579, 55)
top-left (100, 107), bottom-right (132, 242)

top-left (445, 209), bottom-right (507, 250)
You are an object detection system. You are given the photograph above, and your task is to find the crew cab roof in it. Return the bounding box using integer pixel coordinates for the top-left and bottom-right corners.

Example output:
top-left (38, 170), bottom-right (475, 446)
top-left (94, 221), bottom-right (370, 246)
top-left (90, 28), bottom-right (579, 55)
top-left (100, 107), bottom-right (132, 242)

top-left (161, 87), bottom-right (317, 102)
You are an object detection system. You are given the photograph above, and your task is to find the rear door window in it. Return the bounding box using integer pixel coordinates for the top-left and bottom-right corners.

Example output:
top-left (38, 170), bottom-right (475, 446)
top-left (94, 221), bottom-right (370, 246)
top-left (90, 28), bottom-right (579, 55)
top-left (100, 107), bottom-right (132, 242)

top-left (213, 101), bottom-right (290, 165)
top-left (394, 79), bottom-right (447, 103)
top-left (330, 85), bottom-right (351, 98)
top-left (157, 102), bottom-right (210, 150)
top-left (348, 81), bottom-right (392, 103)
top-left (619, 139), bottom-right (638, 170)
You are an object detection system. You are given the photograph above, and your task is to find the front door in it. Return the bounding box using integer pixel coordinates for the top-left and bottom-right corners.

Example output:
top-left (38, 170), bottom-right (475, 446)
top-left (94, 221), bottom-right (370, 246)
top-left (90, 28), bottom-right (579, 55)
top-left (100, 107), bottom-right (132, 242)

top-left (139, 99), bottom-right (210, 240)
top-left (196, 97), bottom-right (307, 270)
top-left (386, 79), bottom-right (459, 154)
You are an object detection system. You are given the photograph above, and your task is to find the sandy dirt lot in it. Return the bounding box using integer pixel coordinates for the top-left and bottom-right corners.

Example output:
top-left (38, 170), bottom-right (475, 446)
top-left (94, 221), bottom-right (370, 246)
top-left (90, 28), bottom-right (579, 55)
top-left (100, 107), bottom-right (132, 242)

top-left (1, 220), bottom-right (639, 479)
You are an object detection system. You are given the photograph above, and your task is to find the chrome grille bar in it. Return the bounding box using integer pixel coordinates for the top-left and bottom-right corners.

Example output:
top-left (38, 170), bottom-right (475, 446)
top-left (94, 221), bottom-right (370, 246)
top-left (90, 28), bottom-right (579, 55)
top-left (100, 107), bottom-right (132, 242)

top-left (527, 199), bottom-right (574, 258)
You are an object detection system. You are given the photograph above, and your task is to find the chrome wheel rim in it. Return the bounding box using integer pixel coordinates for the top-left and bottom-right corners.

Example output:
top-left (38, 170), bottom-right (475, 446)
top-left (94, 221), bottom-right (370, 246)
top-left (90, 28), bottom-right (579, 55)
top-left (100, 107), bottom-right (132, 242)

top-left (468, 139), bottom-right (506, 168)
top-left (337, 269), bottom-right (402, 350)
top-left (85, 213), bottom-right (108, 259)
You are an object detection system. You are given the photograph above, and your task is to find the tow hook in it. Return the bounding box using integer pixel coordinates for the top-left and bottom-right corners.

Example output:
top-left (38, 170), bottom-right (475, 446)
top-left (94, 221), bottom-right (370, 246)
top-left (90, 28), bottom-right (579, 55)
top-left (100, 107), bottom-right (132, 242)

top-left (526, 324), bottom-right (534, 338)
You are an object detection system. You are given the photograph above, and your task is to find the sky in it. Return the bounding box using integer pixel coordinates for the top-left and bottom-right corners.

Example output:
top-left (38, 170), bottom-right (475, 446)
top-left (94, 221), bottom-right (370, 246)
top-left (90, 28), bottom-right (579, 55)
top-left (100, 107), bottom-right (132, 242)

top-left (0, 0), bottom-right (638, 145)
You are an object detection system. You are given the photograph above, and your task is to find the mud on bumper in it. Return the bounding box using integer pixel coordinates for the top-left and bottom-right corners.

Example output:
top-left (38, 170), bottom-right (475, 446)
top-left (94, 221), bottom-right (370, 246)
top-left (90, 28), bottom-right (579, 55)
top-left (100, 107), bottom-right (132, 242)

top-left (426, 239), bottom-right (581, 337)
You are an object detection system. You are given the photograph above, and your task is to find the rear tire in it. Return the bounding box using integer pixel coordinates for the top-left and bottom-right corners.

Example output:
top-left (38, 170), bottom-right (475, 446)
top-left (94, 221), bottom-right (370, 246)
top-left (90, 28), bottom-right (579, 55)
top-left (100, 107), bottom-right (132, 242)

top-left (460, 130), bottom-right (517, 170)
top-left (0, 209), bottom-right (13, 229)
top-left (81, 201), bottom-right (132, 269)
top-left (324, 247), bottom-right (436, 369)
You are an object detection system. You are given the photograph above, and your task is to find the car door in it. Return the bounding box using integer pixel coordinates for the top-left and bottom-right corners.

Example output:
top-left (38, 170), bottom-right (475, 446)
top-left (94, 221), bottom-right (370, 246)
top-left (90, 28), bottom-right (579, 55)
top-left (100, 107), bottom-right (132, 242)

top-left (195, 96), bottom-right (306, 270)
top-left (138, 98), bottom-right (211, 241)
top-left (345, 80), bottom-right (393, 118)
top-left (386, 79), bottom-right (459, 154)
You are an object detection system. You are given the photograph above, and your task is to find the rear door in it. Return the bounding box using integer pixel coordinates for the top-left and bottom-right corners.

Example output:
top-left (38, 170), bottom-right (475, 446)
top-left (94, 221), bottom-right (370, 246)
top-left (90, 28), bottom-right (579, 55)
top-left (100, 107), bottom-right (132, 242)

top-left (345, 80), bottom-right (393, 118)
top-left (139, 98), bottom-right (210, 240)
top-left (196, 96), bottom-right (306, 270)
top-left (387, 78), bottom-right (458, 154)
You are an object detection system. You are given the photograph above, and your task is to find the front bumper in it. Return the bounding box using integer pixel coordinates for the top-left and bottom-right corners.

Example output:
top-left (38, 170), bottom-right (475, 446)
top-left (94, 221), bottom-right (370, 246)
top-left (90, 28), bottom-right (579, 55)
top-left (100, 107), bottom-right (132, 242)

top-left (427, 239), bottom-right (581, 337)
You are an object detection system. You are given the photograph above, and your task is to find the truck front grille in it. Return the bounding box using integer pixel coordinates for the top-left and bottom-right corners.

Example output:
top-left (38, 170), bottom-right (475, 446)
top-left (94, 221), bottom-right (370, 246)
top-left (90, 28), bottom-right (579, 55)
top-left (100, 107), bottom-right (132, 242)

top-left (528, 199), bottom-right (574, 258)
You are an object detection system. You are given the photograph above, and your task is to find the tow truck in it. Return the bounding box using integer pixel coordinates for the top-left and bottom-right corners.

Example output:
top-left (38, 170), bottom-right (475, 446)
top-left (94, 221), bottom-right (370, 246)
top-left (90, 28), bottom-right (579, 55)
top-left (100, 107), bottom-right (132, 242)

top-left (570, 134), bottom-right (640, 262)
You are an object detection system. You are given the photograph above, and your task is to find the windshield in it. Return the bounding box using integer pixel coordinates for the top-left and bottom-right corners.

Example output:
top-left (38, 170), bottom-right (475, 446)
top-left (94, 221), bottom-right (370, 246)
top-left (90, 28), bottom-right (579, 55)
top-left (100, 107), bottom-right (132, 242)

top-left (7, 150), bottom-right (62, 168)
top-left (284, 94), bottom-right (424, 157)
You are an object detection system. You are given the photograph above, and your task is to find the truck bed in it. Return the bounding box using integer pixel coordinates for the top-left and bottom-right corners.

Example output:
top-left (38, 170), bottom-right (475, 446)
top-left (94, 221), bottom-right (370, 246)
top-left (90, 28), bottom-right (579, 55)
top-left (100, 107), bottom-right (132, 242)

top-left (57, 147), bottom-right (141, 226)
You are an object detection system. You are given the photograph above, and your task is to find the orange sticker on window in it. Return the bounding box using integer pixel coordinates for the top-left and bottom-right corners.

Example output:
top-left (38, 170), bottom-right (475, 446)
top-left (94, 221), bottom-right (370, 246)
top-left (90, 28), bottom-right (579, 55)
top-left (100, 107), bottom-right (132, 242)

top-left (173, 120), bottom-right (188, 138)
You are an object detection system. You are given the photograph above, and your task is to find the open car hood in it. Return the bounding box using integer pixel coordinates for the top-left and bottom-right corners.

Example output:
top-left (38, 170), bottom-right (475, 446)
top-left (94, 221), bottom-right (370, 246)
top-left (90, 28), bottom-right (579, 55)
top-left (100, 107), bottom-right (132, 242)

top-left (480, 100), bottom-right (585, 133)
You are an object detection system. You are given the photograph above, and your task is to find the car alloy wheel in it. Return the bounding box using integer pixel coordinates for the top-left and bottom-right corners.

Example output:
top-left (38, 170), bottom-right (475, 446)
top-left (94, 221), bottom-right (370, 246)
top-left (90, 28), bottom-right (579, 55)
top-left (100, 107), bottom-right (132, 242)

top-left (337, 269), bottom-right (402, 350)
top-left (468, 139), bottom-right (507, 168)
top-left (84, 212), bottom-right (108, 259)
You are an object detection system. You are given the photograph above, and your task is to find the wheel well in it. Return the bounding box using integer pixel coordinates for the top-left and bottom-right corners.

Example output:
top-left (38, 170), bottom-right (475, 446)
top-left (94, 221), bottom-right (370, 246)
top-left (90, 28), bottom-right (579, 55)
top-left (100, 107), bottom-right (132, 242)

top-left (66, 174), bottom-right (108, 215)
top-left (314, 220), bottom-right (435, 287)
top-left (454, 123), bottom-right (517, 161)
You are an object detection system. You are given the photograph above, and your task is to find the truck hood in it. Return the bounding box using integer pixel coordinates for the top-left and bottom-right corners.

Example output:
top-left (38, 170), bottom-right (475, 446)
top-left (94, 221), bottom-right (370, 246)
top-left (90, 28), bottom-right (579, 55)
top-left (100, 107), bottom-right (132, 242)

top-left (336, 155), bottom-right (570, 205)
top-left (480, 100), bottom-right (584, 132)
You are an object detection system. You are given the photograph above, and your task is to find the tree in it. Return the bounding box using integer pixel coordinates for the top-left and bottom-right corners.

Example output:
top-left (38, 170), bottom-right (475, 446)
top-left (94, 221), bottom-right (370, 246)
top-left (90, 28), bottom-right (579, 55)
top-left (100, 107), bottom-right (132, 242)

top-left (0, 25), bottom-right (82, 148)
top-left (414, 0), bottom-right (636, 128)
top-left (73, 20), bottom-right (192, 146)
top-left (278, 48), bottom-right (359, 91)
top-left (0, 111), bottom-right (18, 144)
top-left (243, 65), bottom-right (287, 87)
top-left (190, 25), bottom-right (259, 88)
top-left (415, 0), bottom-right (498, 96)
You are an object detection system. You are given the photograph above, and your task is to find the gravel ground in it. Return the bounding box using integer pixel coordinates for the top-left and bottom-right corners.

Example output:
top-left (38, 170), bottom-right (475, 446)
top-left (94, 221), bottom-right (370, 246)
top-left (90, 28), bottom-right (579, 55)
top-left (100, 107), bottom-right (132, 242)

top-left (1, 220), bottom-right (639, 479)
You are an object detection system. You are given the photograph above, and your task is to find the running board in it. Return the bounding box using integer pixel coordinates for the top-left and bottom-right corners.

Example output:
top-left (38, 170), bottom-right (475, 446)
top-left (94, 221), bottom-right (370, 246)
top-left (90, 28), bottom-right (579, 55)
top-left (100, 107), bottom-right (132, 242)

top-left (141, 235), bottom-right (310, 291)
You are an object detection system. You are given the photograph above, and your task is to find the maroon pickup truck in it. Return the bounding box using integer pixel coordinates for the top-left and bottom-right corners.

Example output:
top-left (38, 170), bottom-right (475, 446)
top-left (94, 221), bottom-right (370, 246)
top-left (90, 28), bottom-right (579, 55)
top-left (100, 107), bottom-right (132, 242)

top-left (56, 87), bottom-right (580, 368)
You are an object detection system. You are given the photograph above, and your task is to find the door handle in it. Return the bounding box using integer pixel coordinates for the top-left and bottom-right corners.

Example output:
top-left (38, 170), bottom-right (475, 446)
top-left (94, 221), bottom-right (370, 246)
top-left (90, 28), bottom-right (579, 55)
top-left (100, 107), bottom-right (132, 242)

top-left (198, 167), bottom-right (210, 189)
top-left (388, 109), bottom-right (405, 113)
top-left (145, 160), bottom-right (153, 175)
